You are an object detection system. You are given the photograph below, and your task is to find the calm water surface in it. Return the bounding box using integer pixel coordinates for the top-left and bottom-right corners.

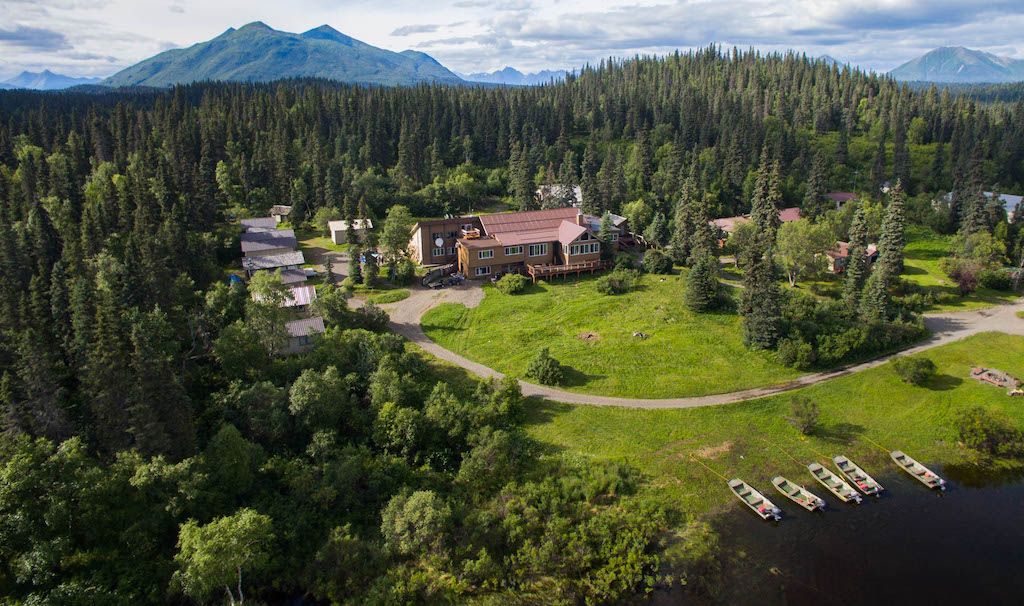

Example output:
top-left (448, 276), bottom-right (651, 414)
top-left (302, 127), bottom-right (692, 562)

top-left (701, 462), bottom-right (1024, 605)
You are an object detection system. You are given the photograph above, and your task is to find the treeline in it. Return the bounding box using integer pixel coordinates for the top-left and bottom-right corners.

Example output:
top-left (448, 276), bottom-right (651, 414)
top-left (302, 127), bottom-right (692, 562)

top-left (0, 47), bottom-right (1022, 603)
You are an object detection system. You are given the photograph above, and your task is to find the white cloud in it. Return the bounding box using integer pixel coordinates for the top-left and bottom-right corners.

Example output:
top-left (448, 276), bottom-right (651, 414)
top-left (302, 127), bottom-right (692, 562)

top-left (0, 0), bottom-right (1021, 80)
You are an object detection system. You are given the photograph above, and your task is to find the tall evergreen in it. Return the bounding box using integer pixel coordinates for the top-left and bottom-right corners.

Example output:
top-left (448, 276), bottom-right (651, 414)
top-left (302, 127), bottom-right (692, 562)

top-left (750, 151), bottom-right (781, 242)
top-left (878, 180), bottom-right (907, 274)
top-left (739, 234), bottom-right (783, 350)
top-left (842, 208), bottom-right (869, 312)
top-left (802, 151), bottom-right (828, 220)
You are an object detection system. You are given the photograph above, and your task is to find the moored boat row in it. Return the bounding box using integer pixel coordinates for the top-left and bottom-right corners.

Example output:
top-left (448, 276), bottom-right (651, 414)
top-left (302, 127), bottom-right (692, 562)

top-left (891, 450), bottom-right (947, 490)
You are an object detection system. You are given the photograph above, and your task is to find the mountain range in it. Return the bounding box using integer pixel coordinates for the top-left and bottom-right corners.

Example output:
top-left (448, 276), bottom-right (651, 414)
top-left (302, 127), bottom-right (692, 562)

top-left (1, 70), bottom-right (102, 90)
top-left (459, 67), bottom-right (567, 86)
top-left (889, 47), bottom-right (1024, 83)
top-left (102, 22), bottom-right (464, 88)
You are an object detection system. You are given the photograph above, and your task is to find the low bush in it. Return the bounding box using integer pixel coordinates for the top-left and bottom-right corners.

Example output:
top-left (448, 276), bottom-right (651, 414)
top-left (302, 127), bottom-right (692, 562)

top-left (954, 406), bottom-right (1024, 457)
top-left (495, 273), bottom-right (528, 295)
top-left (889, 355), bottom-right (936, 385)
top-left (613, 252), bottom-right (636, 270)
top-left (787, 395), bottom-right (820, 435)
top-left (355, 302), bottom-right (390, 331)
top-left (388, 258), bottom-right (416, 286)
top-left (978, 270), bottom-right (1013, 291)
top-left (525, 347), bottom-right (563, 386)
top-left (641, 250), bottom-right (673, 274)
top-left (596, 268), bottom-right (640, 295)
top-left (776, 337), bottom-right (816, 370)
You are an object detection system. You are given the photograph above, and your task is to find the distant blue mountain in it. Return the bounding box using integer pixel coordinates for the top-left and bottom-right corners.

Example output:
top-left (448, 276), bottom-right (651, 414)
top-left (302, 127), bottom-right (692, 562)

top-left (103, 22), bottom-right (464, 88)
top-left (460, 66), bottom-right (567, 86)
top-left (2, 70), bottom-right (102, 90)
top-left (890, 47), bottom-right (1024, 83)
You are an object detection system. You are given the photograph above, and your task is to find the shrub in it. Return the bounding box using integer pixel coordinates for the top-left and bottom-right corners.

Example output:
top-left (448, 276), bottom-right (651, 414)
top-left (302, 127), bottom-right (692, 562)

top-left (595, 268), bottom-right (639, 295)
top-left (889, 355), bottom-right (936, 385)
top-left (613, 252), bottom-right (636, 270)
top-left (777, 337), bottom-right (816, 370)
top-left (356, 302), bottom-right (390, 331)
top-left (641, 249), bottom-right (673, 274)
top-left (495, 273), bottom-right (528, 295)
top-left (978, 270), bottom-right (1013, 291)
top-left (787, 395), bottom-right (820, 435)
top-left (954, 406), bottom-right (1024, 457)
top-left (525, 347), bottom-right (563, 386)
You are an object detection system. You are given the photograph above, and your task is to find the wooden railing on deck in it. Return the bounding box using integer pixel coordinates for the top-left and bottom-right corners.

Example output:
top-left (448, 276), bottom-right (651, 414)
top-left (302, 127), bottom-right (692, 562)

top-left (527, 259), bottom-right (611, 282)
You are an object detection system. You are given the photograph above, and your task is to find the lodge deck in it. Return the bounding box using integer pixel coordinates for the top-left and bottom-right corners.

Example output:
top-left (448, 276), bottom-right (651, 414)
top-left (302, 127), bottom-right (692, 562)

top-left (527, 259), bottom-right (611, 282)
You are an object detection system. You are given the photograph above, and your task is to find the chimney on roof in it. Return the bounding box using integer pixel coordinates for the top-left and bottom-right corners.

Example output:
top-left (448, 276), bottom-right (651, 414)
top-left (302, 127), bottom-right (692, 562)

top-left (576, 212), bottom-right (586, 227)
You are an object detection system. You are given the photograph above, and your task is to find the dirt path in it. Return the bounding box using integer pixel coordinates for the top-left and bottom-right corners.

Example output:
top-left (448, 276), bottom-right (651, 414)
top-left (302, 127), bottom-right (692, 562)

top-left (382, 283), bottom-right (1024, 409)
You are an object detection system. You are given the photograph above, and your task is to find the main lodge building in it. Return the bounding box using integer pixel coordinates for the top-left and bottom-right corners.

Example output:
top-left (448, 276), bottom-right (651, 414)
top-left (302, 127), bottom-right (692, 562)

top-left (409, 207), bottom-right (621, 279)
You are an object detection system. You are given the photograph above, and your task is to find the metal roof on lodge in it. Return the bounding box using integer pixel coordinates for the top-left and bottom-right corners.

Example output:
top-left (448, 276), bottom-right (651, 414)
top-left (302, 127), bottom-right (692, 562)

top-left (479, 207), bottom-right (579, 234)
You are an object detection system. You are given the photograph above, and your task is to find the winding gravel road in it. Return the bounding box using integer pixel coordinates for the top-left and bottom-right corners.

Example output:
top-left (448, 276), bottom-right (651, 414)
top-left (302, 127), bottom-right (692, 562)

top-left (378, 283), bottom-right (1024, 409)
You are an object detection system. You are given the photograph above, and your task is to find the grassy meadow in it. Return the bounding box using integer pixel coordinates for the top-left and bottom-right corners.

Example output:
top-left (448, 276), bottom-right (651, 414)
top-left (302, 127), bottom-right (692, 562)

top-left (421, 273), bottom-right (803, 399)
top-left (523, 332), bottom-right (1024, 517)
top-left (901, 227), bottom-right (1019, 311)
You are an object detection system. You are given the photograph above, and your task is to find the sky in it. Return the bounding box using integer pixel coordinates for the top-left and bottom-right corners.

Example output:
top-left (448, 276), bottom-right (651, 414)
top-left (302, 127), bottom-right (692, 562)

top-left (1, 0), bottom-right (1023, 80)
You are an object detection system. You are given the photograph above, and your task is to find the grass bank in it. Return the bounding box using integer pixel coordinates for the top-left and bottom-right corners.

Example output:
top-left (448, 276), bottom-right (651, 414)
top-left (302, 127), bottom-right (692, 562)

top-left (422, 273), bottom-right (803, 399)
top-left (902, 227), bottom-right (1019, 312)
top-left (523, 332), bottom-right (1024, 517)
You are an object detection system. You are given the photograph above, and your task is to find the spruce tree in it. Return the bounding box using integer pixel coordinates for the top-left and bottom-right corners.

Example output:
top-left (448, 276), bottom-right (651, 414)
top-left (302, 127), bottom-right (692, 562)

top-left (750, 152), bottom-right (781, 242)
top-left (349, 251), bottom-right (363, 285)
top-left (859, 266), bottom-right (892, 322)
top-left (802, 151), bottom-right (828, 220)
top-left (739, 234), bottom-right (783, 350)
top-left (842, 208), bottom-right (869, 312)
top-left (684, 253), bottom-right (719, 312)
top-left (878, 180), bottom-right (907, 273)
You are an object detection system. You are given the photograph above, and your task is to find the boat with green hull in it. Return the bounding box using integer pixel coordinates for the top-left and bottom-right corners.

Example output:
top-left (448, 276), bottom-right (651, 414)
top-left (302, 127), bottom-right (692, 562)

top-left (891, 450), bottom-right (947, 490)
top-left (772, 476), bottom-right (826, 511)
top-left (833, 455), bottom-right (884, 496)
top-left (808, 462), bottom-right (862, 504)
top-left (729, 479), bottom-right (782, 521)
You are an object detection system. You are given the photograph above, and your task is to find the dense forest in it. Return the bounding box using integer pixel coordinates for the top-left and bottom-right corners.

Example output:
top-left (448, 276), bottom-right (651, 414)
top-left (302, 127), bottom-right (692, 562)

top-left (0, 47), bottom-right (1022, 604)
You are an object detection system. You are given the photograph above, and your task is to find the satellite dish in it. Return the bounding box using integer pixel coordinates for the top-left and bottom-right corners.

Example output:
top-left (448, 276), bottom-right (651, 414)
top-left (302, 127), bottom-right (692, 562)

top-left (434, 237), bottom-right (444, 247)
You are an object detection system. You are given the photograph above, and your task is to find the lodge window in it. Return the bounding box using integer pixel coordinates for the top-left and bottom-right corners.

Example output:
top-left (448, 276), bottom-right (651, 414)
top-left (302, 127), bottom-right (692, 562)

top-left (529, 243), bottom-right (548, 256)
top-left (570, 242), bottom-right (600, 256)
top-left (431, 232), bottom-right (441, 240)
top-left (505, 246), bottom-right (524, 256)
top-left (475, 266), bottom-right (491, 276)
top-left (447, 246), bottom-right (457, 255)
top-left (432, 248), bottom-right (445, 257)
top-left (611, 233), bottom-right (619, 241)
top-left (478, 250), bottom-right (494, 260)
top-left (298, 335), bottom-right (312, 346)
top-left (446, 231), bottom-right (457, 239)
top-left (461, 223), bottom-right (475, 231)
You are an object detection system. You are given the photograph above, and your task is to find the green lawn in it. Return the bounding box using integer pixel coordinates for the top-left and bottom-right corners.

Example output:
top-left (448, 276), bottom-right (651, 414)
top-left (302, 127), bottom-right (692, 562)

top-left (422, 273), bottom-right (803, 398)
top-left (902, 227), bottom-right (1019, 312)
top-left (523, 332), bottom-right (1024, 517)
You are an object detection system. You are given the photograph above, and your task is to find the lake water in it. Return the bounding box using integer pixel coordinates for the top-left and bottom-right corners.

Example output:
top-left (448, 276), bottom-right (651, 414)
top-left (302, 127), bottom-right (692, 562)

top-left (702, 462), bottom-right (1024, 605)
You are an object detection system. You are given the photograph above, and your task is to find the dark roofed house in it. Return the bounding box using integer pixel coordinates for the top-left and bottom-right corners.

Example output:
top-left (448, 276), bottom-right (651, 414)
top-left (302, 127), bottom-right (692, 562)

top-left (240, 229), bottom-right (298, 257)
top-left (283, 317), bottom-right (325, 355)
top-left (279, 268), bottom-right (308, 285)
top-left (242, 251), bottom-right (305, 276)
top-left (241, 217), bottom-right (278, 232)
top-left (827, 192), bottom-right (857, 207)
top-left (270, 205), bottom-right (292, 223)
